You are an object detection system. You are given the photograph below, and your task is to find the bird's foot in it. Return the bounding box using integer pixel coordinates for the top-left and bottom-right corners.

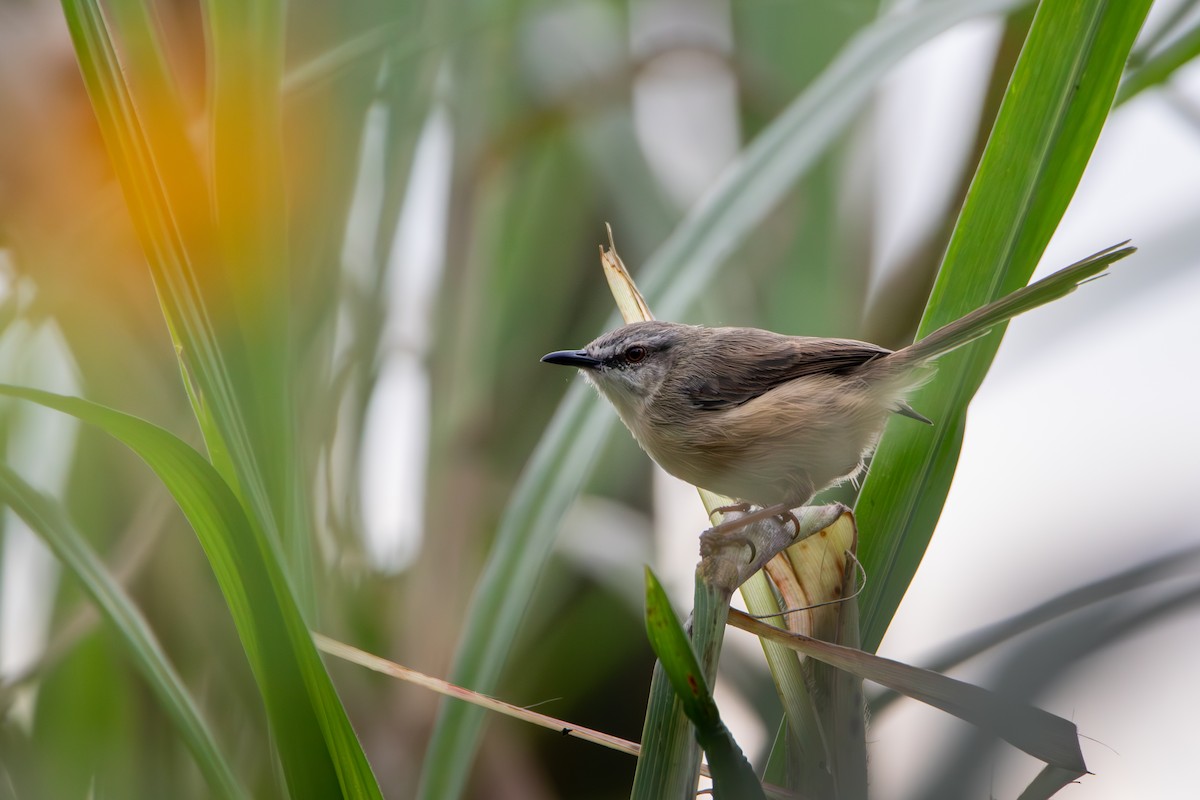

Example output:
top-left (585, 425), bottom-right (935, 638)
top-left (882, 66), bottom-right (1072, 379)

top-left (701, 503), bottom-right (801, 562)
top-left (706, 502), bottom-right (799, 536)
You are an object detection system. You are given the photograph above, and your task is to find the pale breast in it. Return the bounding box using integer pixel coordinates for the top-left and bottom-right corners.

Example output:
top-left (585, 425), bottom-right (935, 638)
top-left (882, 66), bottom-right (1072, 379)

top-left (640, 374), bottom-right (893, 508)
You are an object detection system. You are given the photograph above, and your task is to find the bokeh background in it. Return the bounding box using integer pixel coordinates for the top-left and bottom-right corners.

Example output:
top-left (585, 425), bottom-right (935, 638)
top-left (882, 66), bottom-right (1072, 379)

top-left (0, 0), bottom-right (1197, 798)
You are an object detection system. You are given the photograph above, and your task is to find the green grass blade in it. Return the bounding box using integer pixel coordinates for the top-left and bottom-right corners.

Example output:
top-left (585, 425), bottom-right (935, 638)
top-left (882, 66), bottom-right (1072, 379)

top-left (731, 611), bottom-right (1086, 778)
top-left (59, 0), bottom-right (283, 553)
top-left (1117, 18), bottom-right (1200, 104)
top-left (0, 384), bottom-right (382, 800)
top-left (627, 662), bottom-right (699, 799)
top-left (1019, 765), bottom-right (1083, 800)
top-left (283, 21), bottom-right (405, 95)
top-left (102, 0), bottom-right (210, 212)
top-left (198, 0), bottom-right (314, 606)
top-left (642, 568), bottom-right (765, 800)
top-left (56, 0), bottom-right (220, 454)
top-left (636, 0), bottom-right (1027, 321)
top-left (739, 571), bottom-right (828, 793)
top-left (855, 0), bottom-right (1153, 652)
top-left (921, 577), bottom-right (1200, 797)
top-left (632, 565), bottom-right (734, 798)
top-left (0, 465), bottom-right (250, 800)
top-left (642, 569), bottom-right (719, 738)
top-left (822, 562), bottom-right (867, 798)
top-left (418, 381), bottom-right (613, 800)
top-left (872, 545), bottom-right (1200, 715)
top-left (421, 4), bottom-right (1033, 794)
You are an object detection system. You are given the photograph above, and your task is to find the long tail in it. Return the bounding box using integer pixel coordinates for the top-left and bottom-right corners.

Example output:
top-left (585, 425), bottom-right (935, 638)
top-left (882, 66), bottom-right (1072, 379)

top-left (888, 241), bottom-right (1135, 368)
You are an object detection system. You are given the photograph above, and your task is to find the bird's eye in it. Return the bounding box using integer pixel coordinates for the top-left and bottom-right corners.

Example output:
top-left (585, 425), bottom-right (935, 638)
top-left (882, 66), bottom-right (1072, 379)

top-left (625, 345), bottom-right (647, 363)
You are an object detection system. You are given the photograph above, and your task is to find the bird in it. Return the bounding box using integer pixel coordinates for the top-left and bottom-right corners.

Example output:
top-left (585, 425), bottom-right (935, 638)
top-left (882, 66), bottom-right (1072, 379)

top-left (542, 242), bottom-right (1133, 536)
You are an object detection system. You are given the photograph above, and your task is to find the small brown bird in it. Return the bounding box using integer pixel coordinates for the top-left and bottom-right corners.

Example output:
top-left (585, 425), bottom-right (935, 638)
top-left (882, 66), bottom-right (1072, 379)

top-left (543, 243), bottom-right (1132, 532)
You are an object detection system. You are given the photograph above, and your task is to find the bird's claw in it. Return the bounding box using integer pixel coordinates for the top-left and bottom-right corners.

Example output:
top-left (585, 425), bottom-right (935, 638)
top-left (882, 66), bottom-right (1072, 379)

top-left (701, 504), bottom-right (802, 564)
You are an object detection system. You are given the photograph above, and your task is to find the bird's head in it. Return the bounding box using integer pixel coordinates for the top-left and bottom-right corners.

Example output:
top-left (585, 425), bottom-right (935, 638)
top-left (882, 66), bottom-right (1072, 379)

top-left (541, 321), bottom-right (692, 419)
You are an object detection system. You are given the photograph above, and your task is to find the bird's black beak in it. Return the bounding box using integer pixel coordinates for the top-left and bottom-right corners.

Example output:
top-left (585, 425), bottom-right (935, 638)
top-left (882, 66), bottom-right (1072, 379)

top-left (541, 349), bottom-right (600, 369)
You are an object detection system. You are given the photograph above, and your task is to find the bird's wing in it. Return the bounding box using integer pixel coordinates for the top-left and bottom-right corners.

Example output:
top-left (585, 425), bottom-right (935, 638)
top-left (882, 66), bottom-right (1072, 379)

top-left (683, 334), bottom-right (892, 411)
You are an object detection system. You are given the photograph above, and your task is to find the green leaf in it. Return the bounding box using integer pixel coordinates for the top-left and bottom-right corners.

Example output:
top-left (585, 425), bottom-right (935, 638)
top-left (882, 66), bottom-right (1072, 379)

top-left (0, 464), bottom-right (249, 800)
top-left (813, 549), bottom-right (867, 797)
top-left (0, 384), bottom-right (382, 800)
top-left (920, 574), bottom-right (1200, 799)
top-left (855, 0), bottom-right (1153, 652)
top-left (642, 569), bottom-right (718, 732)
top-left (199, 0), bottom-right (294, 538)
top-left (642, 569), bottom-right (765, 800)
top-left (1118, 15), bottom-right (1200, 104)
top-left (632, 568), bottom-right (730, 799)
top-left (1020, 766), bottom-right (1087, 800)
top-left (739, 571), bottom-right (828, 793)
top-left (58, 0), bottom-right (284, 564)
top-left (872, 545), bottom-right (1200, 715)
top-left (634, 507), bottom-right (852, 798)
top-left (730, 610), bottom-right (1086, 779)
top-left (283, 21), bottom-right (406, 96)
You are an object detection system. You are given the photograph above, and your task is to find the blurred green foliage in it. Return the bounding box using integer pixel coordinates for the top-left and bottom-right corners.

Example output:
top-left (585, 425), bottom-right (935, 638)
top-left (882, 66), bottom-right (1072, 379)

top-left (0, 0), bottom-right (1193, 798)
